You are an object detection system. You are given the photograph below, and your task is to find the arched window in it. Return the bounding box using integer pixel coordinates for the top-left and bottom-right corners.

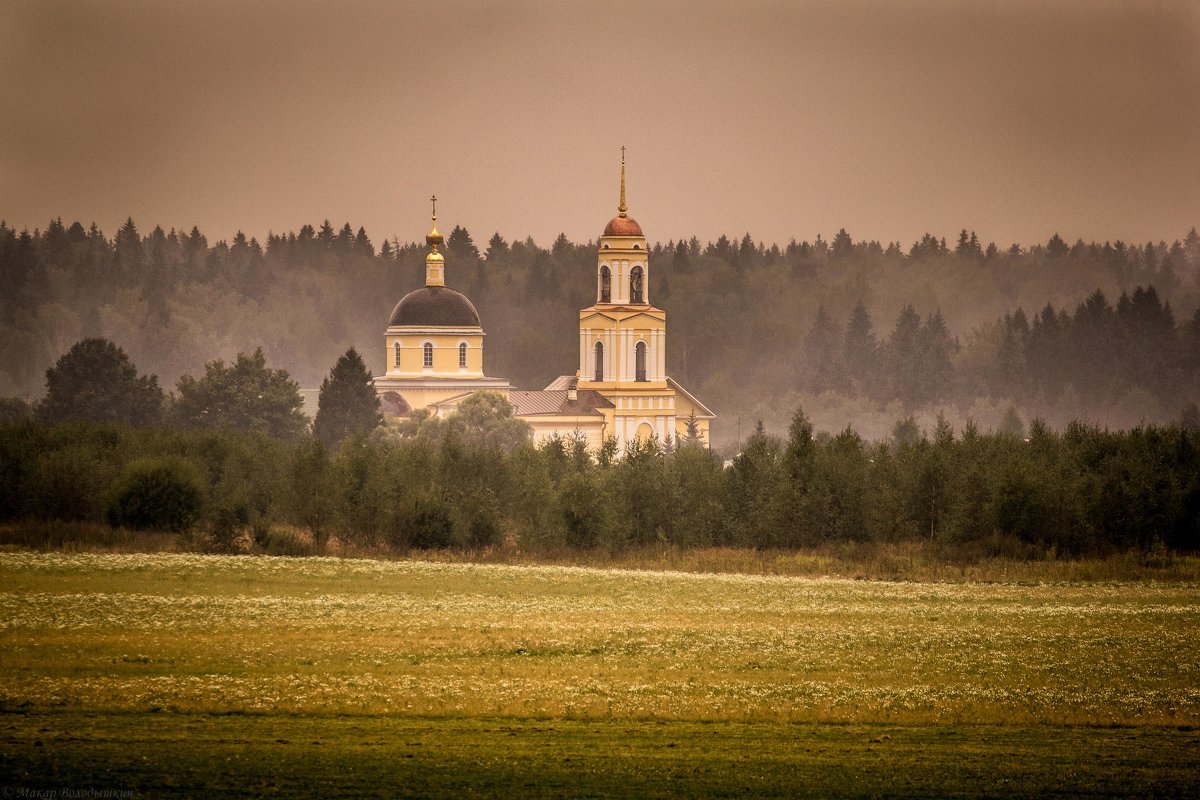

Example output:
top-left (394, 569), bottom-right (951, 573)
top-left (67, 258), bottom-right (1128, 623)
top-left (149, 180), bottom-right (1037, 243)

top-left (458, 342), bottom-right (468, 368)
top-left (594, 342), bottom-right (604, 382)
top-left (629, 265), bottom-right (644, 303)
top-left (600, 265), bottom-right (611, 303)
top-left (635, 341), bottom-right (647, 381)
top-left (423, 342), bottom-right (433, 369)
top-left (393, 341), bottom-right (401, 367)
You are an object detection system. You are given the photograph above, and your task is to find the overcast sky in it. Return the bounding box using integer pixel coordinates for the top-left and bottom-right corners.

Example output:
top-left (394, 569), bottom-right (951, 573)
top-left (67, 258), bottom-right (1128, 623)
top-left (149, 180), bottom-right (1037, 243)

top-left (3, 0), bottom-right (1198, 249)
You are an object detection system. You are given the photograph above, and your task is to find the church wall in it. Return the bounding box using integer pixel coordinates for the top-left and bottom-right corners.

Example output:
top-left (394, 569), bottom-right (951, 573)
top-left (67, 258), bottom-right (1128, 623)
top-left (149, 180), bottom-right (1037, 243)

top-left (386, 331), bottom-right (484, 378)
top-left (526, 418), bottom-right (608, 450)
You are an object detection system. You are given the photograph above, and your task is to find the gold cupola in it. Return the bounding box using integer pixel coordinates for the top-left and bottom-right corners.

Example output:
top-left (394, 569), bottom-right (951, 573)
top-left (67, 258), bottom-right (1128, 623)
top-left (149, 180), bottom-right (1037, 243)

top-left (425, 194), bottom-right (445, 287)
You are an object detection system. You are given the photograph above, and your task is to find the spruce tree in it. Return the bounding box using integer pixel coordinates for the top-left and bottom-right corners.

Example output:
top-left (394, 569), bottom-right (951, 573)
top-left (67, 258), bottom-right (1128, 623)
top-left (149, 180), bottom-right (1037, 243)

top-left (313, 348), bottom-right (381, 448)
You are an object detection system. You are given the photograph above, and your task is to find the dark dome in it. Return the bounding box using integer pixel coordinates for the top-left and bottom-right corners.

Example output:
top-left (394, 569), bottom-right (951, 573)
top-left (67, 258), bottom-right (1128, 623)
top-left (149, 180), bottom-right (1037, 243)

top-left (389, 286), bottom-right (481, 327)
top-left (603, 215), bottom-right (643, 237)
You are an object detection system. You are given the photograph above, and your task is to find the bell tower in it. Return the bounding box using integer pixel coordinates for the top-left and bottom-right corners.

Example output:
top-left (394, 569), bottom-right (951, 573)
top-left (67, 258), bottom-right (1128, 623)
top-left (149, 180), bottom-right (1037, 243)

top-left (576, 149), bottom-right (675, 445)
top-left (593, 147), bottom-right (651, 307)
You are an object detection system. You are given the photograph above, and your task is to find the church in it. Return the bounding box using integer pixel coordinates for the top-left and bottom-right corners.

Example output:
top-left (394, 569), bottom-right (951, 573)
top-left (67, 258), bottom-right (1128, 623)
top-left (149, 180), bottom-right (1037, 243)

top-left (373, 156), bottom-right (714, 449)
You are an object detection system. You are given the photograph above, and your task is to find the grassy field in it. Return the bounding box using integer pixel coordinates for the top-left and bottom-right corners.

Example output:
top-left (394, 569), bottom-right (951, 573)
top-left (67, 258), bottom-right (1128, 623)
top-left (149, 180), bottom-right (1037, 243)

top-left (2, 551), bottom-right (1199, 796)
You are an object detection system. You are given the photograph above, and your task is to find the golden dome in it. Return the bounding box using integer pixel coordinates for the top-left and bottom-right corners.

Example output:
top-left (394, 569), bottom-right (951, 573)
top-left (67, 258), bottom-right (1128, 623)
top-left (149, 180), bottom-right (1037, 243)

top-left (426, 194), bottom-right (444, 248)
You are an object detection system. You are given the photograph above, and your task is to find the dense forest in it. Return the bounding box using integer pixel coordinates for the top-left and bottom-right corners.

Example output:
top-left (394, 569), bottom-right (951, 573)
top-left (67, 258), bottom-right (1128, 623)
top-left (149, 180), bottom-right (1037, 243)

top-left (2, 217), bottom-right (1199, 448)
top-left (2, 412), bottom-right (1197, 557)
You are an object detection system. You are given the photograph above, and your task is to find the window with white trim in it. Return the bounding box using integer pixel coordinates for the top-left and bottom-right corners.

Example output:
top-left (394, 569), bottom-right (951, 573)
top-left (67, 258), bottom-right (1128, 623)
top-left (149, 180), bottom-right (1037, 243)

top-left (458, 342), bottom-right (468, 368)
top-left (423, 342), bottom-right (433, 368)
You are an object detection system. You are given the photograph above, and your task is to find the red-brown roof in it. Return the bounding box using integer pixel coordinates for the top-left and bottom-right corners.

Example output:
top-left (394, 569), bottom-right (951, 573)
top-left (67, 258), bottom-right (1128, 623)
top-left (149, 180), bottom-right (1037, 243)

top-left (510, 389), bottom-right (613, 417)
top-left (603, 215), bottom-right (643, 237)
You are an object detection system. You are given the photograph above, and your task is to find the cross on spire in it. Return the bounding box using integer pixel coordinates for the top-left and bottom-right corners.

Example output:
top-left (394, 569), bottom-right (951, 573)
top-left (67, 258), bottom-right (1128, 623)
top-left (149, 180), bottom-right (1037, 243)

top-left (431, 194), bottom-right (437, 222)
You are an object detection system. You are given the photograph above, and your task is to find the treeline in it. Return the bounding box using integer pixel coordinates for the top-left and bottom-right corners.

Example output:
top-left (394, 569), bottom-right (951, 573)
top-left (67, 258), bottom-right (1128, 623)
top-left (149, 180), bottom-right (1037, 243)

top-left (2, 217), bottom-right (1199, 446)
top-left (799, 286), bottom-right (1198, 413)
top-left (1, 409), bottom-right (1197, 557)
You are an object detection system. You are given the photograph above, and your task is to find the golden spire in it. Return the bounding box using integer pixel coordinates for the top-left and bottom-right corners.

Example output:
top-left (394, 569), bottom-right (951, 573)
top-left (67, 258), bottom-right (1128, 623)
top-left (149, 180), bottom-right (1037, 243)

top-left (425, 193), bottom-right (445, 287)
top-left (426, 193), bottom-right (444, 251)
top-left (618, 146), bottom-right (627, 217)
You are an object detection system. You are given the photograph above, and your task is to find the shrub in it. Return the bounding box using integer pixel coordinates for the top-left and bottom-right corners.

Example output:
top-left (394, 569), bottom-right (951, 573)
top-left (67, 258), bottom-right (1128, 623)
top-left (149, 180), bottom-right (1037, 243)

top-left (255, 526), bottom-right (314, 557)
top-left (209, 503), bottom-right (248, 552)
top-left (106, 457), bottom-right (204, 531)
top-left (26, 445), bottom-right (112, 522)
top-left (463, 489), bottom-right (503, 549)
top-left (403, 494), bottom-right (456, 550)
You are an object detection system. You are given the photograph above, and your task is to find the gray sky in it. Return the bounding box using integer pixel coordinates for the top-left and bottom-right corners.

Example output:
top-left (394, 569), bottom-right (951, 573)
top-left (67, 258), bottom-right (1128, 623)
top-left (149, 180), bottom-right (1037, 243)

top-left (3, 0), bottom-right (1198, 249)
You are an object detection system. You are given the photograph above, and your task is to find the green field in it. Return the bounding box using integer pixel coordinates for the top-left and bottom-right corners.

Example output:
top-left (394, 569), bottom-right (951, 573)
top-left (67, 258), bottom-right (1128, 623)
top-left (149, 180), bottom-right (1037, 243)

top-left (2, 552), bottom-right (1198, 797)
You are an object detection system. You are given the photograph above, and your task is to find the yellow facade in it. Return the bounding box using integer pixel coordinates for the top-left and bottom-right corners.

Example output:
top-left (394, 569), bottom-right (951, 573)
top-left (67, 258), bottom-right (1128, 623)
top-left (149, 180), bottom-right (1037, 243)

top-left (377, 162), bottom-right (713, 446)
top-left (373, 199), bottom-right (511, 415)
top-left (523, 416), bottom-right (609, 450)
top-left (384, 330), bottom-right (485, 377)
top-left (569, 154), bottom-right (714, 449)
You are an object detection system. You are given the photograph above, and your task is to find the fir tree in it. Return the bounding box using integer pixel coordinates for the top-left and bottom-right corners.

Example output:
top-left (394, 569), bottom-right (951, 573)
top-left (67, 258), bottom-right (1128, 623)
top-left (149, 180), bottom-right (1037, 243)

top-left (313, 348), bottom-right (382, 448)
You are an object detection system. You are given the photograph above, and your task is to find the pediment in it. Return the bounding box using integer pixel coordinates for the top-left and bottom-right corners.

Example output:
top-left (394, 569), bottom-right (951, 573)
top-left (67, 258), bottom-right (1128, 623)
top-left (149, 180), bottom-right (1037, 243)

top-left (579, 308), bottom-right (664, 325)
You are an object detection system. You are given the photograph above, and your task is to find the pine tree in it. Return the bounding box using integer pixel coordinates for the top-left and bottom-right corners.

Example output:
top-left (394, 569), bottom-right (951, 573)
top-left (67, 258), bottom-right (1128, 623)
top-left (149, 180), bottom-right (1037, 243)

top-left (354, 227), bottom-right (374, 257)
top-left (884, 305), bottom-right (924, 406)
top-left (920, 310), bottom-right (957, 404)
top-left (114, 217), bottom-right (144, 283)
top-left (802, 305), bottom-right (841, 392)
top-left (1046, 233), bottom-right (1069, 260)
top-left (842, 300), bottom-right (877, 395)
top-left (313, 348), bottom-right (382, 448)
top-left (830, 228), bottom-right (854, 261)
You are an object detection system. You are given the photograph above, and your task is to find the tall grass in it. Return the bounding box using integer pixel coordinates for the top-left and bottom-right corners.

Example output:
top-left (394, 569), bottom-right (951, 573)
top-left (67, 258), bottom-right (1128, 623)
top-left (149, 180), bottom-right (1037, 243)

top-left (4, 521), bottom-right (1199, 583)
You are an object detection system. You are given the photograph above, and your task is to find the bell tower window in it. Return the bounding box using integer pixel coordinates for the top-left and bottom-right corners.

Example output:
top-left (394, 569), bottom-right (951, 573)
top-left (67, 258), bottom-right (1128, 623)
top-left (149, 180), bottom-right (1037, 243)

top-left (635, 341), bottom-right (647, 382)
top-left (600, 265), bottom-right (611, 303)
top-left (423, 342), bottom-right (434, 368)
top-left (630, 266), bottom-right (644, 303)
top-left (594, 342), bottom-right (604, 382)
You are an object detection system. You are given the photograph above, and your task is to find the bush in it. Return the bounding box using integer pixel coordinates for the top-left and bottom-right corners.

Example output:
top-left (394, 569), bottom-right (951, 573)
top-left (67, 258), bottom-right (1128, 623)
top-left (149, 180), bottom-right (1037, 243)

top-left (106, 457), bottom-right (204, 531)
top-left (27, 445), bottom-right (113, 522)
top-left (209, 503), bottom-right (248, 552)
top-left (464, 490), bottom-right (503, 549)
top-left (403, 494), bottom-right (456, 550)
top-left (255, 526), bottom-right (314, 557)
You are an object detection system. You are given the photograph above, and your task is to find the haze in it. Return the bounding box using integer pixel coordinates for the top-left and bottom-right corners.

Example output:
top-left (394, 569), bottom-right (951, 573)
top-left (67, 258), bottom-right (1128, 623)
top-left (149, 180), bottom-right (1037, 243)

top-left (3, 0), bottom-right (1198, 249)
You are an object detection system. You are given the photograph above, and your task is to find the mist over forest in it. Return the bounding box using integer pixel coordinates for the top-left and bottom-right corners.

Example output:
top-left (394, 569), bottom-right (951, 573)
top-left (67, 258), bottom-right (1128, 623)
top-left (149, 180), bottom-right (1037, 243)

top-left (2, 217), bottom-right (1198, 450)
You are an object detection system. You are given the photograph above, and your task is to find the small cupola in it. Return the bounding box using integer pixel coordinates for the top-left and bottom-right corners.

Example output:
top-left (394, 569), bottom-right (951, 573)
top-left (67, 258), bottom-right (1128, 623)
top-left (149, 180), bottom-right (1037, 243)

top-left (425, 194), bottom-right (445, 287)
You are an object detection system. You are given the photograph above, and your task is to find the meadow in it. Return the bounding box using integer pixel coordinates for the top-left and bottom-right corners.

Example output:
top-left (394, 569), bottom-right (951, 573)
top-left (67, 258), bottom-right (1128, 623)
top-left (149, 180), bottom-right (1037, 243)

top-left (2, 551), bottom-right (1199, 797)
